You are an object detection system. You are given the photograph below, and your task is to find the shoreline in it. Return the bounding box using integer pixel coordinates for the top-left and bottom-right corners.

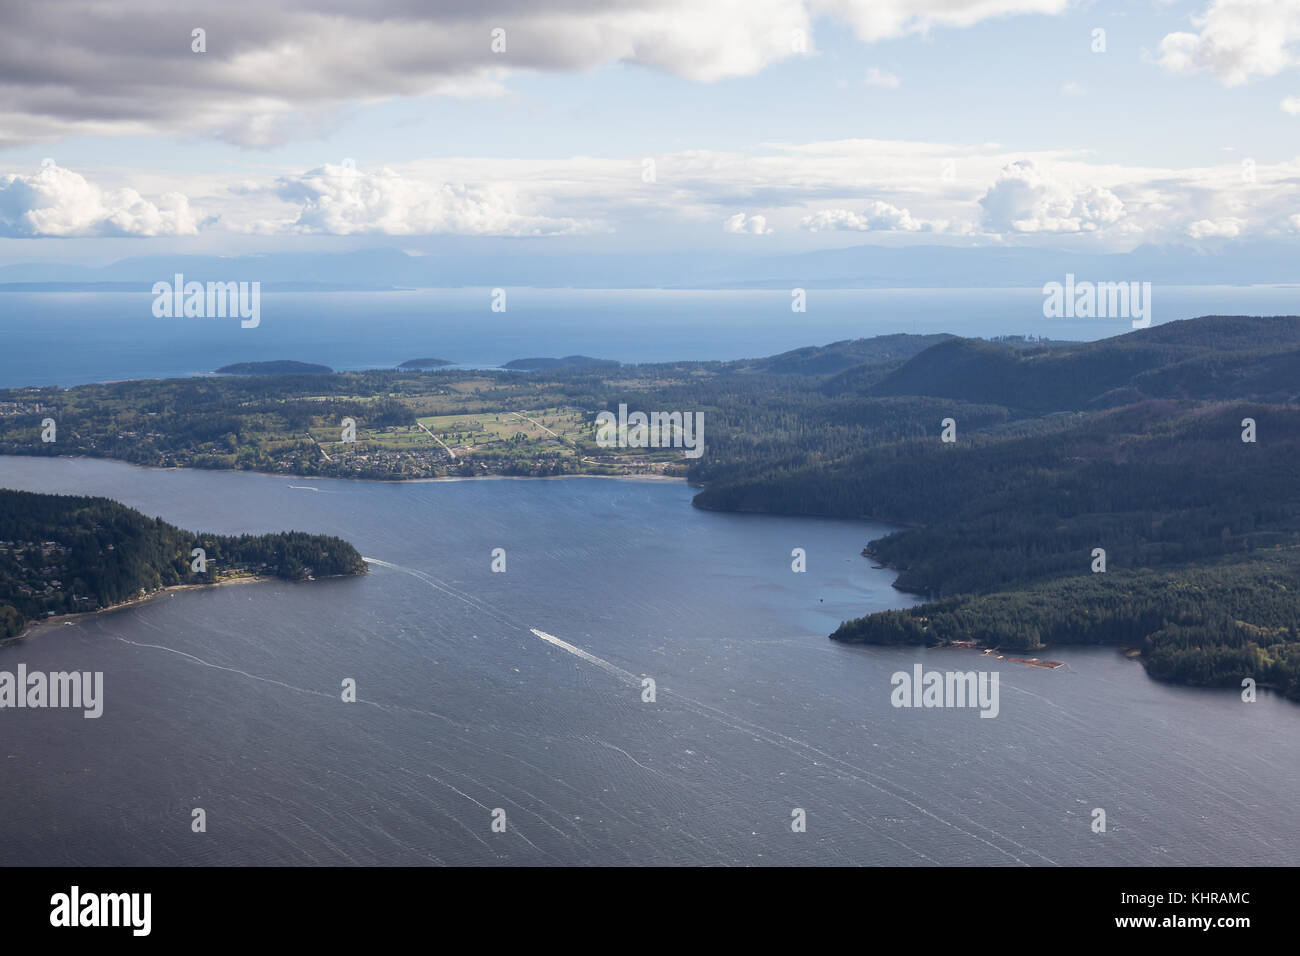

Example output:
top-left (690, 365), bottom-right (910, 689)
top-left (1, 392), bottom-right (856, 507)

top-left (0, 452), bottom-right (691, 487)
top-left (937, 642), bottom-right (1066, 668)
top-left (690, 500), bottom-right (925, 532)
top-left (2, 575), bottom-right (271, 646)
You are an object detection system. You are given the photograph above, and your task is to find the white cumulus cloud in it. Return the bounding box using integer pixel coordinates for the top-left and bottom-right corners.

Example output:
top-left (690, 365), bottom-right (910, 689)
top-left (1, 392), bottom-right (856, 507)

top-left (978, 159), bottom-right (1125, 233)
top-left (0, 164), bottom-right (199, 237)
top-left (801, 201), bottom-right (928, 231)
top-left (723, 212), bottom-right (774, 234)
top-left (1187, 216), bottom-right (1245, 238)
top-left (1159, 0), bottom-right (1300, 86)
top-left (270, 164), bottom-right (590, 236)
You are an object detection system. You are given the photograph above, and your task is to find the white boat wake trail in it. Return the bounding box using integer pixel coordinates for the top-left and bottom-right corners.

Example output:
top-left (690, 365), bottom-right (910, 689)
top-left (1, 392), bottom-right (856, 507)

top-left (363, 556), bottom-right (1056, 865)
top-left (362, 557), bottom-right (517, 630)
top-left (529, 629), bottom-right (639, 685)
top-left (112, 620), bottom-right (459, 727)
top-left (114, 613), bottom-right (549, 855)
top-left (519, 622), bottom-right (1054, 866)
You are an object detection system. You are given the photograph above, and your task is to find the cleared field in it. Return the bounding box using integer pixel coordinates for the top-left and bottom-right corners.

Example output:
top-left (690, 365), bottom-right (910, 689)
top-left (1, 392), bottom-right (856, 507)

top-left (0, 366), bottom-right (699, 479)
top-left (417, 407), bottom-right (589, 452)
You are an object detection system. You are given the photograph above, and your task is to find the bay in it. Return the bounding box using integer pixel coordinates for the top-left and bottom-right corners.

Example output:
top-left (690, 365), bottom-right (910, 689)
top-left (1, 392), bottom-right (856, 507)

top-left (0, 456), bottom-right (1296, 865)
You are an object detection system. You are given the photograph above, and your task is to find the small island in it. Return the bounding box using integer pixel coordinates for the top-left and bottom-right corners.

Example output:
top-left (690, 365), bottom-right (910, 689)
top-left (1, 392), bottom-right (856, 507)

top-left (502, 356), bottom-right (620, 371)
top-left (216, 360), bottom-right (333, 375)
top-left (398, 358), bottom-right (454, 369)
top-left (0, 489), bottom-right (366, 641)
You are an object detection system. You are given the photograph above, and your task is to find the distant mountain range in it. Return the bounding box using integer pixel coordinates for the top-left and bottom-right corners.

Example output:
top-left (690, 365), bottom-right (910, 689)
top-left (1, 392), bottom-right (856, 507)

top-left (3, 242), bottom-right (1299, 291)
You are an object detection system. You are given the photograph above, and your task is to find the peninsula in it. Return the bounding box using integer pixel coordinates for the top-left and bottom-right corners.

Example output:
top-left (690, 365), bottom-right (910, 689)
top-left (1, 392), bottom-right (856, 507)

top-left (0, 489), bottom-right (366, 641)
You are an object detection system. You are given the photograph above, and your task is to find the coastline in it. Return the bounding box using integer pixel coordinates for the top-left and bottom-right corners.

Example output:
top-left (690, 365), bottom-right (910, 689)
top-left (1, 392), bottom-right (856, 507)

top-left (2, 575), bottom-right (271, 646)
top-left (691, 497), bottom-right (926, 530)
top-left (0, 452), bottom-right (691, 487)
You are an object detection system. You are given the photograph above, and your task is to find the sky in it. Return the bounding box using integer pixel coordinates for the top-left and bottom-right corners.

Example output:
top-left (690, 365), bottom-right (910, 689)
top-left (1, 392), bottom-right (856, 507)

top-left (3, 0), bottom-right (1300, 272)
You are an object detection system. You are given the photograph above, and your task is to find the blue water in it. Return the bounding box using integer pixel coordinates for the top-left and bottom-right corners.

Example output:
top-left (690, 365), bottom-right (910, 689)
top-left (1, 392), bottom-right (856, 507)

top-left (2, 456), bottom-right (1298, 865)
top-left (3, 285), bottom-right (1299, 387)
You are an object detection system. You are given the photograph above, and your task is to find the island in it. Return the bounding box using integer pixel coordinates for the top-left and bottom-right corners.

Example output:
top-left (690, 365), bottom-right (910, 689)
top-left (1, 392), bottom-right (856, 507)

top-left (501, 356), bottom-right (620, 371)
top-left (215, 360), bottom-right (333, 375)
top-left (398, 358), bottom-right (454, 369)
top-left (0, 489), bottom-right (367, 641)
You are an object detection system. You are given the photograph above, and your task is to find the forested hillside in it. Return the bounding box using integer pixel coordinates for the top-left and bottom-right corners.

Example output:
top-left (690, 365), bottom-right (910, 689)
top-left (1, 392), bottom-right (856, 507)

top-left (837, 316), bottom-right (1300, 414)
top-left (771, 316), bottom-right (1300, 701)
top-left (830, 554), bottom-right (1300, 701)
top-left (0, 489), bottom-right (365, 640)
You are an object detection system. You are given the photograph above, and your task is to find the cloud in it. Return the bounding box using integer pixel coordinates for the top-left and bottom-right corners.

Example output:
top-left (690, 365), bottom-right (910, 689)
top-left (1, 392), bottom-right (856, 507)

top-left (14, 138), bottom-right (1297, 248)
top-left (0, 0), bottom-right (806, 147)
top-left (1283, 94), bottom-right (1300, 114)
top-left (1187, 216), bottom-right (1245, 238)
top-left (268, 163), bottom-right (590, 236)
top-left (1061, 81), bottom-right (1085, 96)
top-left (818, 0), bottom-right (1070, 43)
top-left (723, 212), bottom-right (773, 234)
top-left (1159, 0), bottom-right (1300, 86)
top-left (0, 164), bottom-right (199, 237)
top-left (978, 159), bottom-right (1125, 233)
top-left (0, 0), bottom-right (1074, 147)
top-left (865, 67), bottom-right (901, 88)
top-left (801, 201), bottom-right (933, 231)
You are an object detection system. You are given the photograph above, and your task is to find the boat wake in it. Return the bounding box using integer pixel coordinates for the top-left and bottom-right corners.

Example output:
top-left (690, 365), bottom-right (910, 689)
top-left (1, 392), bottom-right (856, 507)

top-left (528, 628), bottom-right (639, 685)
top-left (361, 557), bottom-right (516, 630)
top-left (360, 556), bottom-right (1057, 865)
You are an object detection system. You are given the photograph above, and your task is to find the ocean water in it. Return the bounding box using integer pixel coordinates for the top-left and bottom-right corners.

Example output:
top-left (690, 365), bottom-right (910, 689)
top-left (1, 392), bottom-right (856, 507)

top-left (1, 455), bottom-right (1297, 866)
top-left (3, 285), bottom-right (1300, 387)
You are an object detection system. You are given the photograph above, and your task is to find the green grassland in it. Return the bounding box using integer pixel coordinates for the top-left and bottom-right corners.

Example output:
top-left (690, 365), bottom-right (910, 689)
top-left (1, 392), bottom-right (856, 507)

top-left (0, 370), bottom-right (698, 479)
